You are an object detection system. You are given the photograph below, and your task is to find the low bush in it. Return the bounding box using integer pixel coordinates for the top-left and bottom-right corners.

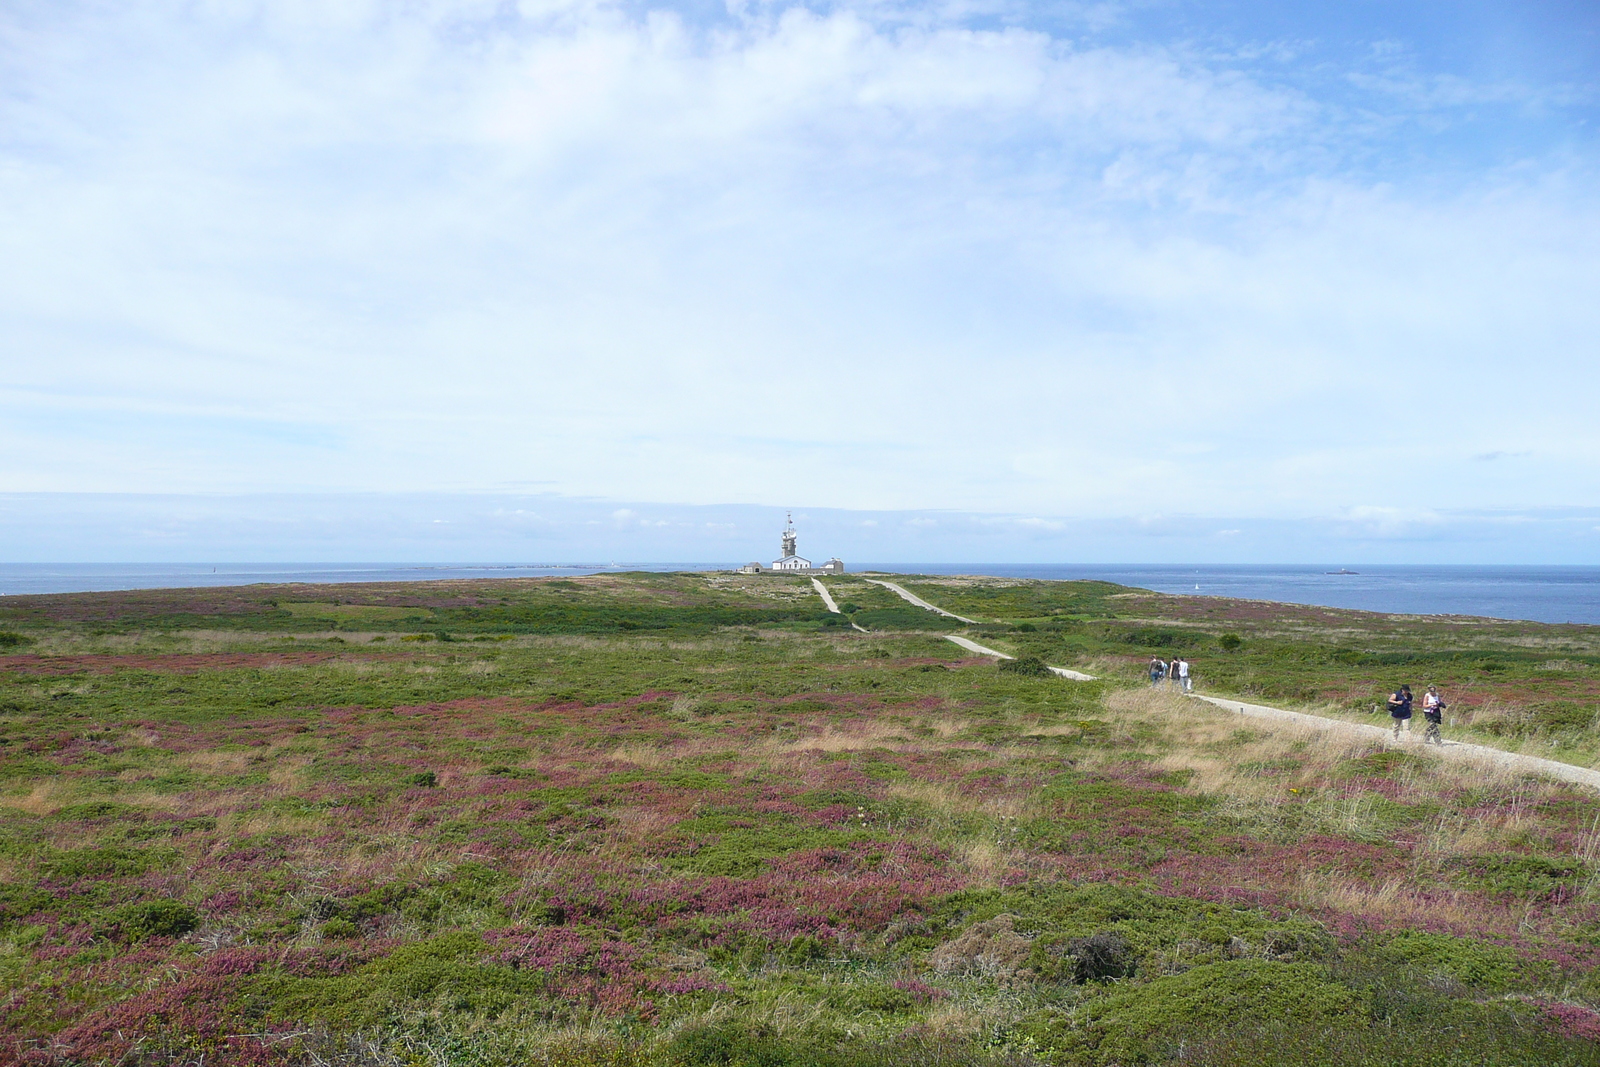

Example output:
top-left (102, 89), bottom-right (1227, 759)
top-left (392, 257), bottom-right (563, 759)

top-left (1021, 959), bottom-right (1362, 1064)
top-left (998, 656), bottom-right (1052, 678)
top-left (1373, 931), bottom-right (1523, 992)
top-left (114, 900), bottom-right (199, 942)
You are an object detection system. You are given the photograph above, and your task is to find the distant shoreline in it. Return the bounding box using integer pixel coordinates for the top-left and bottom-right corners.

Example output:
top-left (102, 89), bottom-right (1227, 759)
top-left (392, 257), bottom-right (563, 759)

top-left (2, 562), bottom-right (1598, 626)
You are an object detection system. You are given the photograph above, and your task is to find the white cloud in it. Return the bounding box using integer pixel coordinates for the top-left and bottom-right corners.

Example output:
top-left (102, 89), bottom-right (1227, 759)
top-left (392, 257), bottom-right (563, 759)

top-left (0, 1), bottom-right (1597, 536)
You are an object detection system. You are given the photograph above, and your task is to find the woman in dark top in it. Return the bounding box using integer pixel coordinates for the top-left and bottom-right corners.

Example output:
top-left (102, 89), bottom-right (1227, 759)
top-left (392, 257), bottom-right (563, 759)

top-left (1386, 685), bottom-right (1413, 740)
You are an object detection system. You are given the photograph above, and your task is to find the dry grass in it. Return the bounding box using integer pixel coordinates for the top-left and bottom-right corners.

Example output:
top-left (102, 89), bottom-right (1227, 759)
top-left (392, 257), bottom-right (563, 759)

top-left (607, 807), bottom-right (679, 846)
top-left (954, 840), bottom-right (1024, 886)
top-left (111, 791), bottom-right (190, 813)
top-left (221, 811), bottom-right (328, 836)
top-left (1293, 871), bottom-right (1488, 931)
top-left (609, 742), bottom-right (676, 770)
top-left (268, 758), bottom-right (313, 789)
top-left (0, 781), bottom-right (70, 815)
top-left (175, 749), bottom-right (255, 775)
top-left (884, 779), bottom-right (1033, 819)
top-left (772, 720), bottom-right (910, 754)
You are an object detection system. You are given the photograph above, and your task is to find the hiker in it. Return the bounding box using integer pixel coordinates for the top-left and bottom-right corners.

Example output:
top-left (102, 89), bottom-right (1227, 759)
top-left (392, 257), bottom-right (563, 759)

top-left (1422, 685), bottom-right (1447, 745)
top-left (1149, 657), bottom-right (1165, 687)
top-left (1386, 684), bottom-right (1413, 740)
top-left (1177, 657), bottom-right (1191, 692)
top-left (1167, 657), bottom-right (1180, 689)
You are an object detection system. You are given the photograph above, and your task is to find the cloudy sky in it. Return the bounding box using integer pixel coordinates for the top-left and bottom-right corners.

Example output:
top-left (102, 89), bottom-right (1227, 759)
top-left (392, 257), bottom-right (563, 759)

top-left (2, 1), bottom-right (1598, 561)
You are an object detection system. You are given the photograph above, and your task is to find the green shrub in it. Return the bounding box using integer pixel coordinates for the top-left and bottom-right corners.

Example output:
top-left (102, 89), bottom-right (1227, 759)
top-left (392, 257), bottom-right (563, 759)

top-left (668, 1022), bottom-right (785, 1067)
top-left (998, 656), bottom-right (1052, 678)
top-left (1447, 854), bottom-right (1584, 902)
top-left (1181, 1011), bottom-right (1600, 1067)
top-left (1219, 633), bottom-right (1243, 651)
top-left (1124, 628), bottom-right (1182, 649)
top-left (116, 900), bottom-right (199, 942)
top-left (932, 883), bottom-right (1332, 981)
top-left (40, 845), bottom-right (170, 883)
top-left (0, 632), bottom-right (29, 649)
top-left (1064, 931), bottom-right (1136, 982)
top-left (406, 771), bottom-right (439, 788)
top-left (1022, 959), bottom-right (1361, 1064)
top-left (53, 801), bottom-right (142, 820)
top-left (1375, 932), bottom-right (1522, 991)
top-left (780, 934), bottom-right (828, 965)
top-left (322, 917), bottom-right (360, 938)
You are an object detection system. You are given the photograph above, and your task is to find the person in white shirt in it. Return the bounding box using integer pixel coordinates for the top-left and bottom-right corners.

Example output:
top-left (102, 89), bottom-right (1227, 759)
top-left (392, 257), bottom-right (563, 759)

top-left (1422, 685), bottom-right (1446, 745)
top-left (1177, 658), bottom-right (1191, 692)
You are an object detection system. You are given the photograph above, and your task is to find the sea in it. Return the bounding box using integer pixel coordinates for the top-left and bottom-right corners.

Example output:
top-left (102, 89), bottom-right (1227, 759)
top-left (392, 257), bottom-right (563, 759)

top-left (0, 563), bottom-right (1597, 627)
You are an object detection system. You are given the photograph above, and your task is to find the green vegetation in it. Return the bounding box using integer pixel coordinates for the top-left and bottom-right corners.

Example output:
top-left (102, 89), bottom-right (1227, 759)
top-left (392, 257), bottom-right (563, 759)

top-left (1, 571), bottom-right (1599, 1065)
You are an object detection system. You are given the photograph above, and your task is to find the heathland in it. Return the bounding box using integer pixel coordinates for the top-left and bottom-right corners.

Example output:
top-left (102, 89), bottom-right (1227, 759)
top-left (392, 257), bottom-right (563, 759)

top-left (3, 571), bottom-right (1600, 1066)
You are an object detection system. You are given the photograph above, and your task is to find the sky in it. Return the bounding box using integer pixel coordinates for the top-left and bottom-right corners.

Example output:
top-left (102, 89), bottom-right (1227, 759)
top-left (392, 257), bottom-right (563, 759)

top-left (2, 0), bottom-right (1598, 562)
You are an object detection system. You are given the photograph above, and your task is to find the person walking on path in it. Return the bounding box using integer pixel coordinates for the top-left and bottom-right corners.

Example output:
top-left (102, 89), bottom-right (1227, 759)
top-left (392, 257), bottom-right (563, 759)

top-left (1387, 685), bottom-right (1414, 740)
top-left (1422, 685), bottom-right (1447, 745)
top-left (1177, 658), bottom-right (1191, 692)
top-left (1167, 657), bottom-right (1181, 690)
top-left (1149, 657), bottom-right (1166, 687)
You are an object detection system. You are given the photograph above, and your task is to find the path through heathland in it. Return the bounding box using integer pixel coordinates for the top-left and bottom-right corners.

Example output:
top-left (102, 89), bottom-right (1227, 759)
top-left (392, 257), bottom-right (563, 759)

top-left (812, 577), bottom-right (869, 632)
top-left (865, 579), bottom-right (979, 624)
top-left (895, 580), bottom-right (1600, 792)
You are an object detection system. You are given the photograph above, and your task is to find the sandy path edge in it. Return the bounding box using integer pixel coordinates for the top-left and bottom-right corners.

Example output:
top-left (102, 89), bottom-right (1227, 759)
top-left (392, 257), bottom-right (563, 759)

top-left (866, 579), bottom-right (979, 624)
top-left (1192, 694), bottom-right (1600, 792)
top-left (944, 635), bottom-right (1096, 681)
top-left (917, 583), bottom-right (1600, 792)
top-left (813, 577), bottom-right (869, 633)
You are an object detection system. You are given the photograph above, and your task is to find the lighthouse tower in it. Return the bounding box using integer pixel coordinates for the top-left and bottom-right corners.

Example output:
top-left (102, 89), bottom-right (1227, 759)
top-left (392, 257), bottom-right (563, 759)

top-left (772, 512), bottom-right (811, 571)
top-left (780, 513), bottom-right (798, 560)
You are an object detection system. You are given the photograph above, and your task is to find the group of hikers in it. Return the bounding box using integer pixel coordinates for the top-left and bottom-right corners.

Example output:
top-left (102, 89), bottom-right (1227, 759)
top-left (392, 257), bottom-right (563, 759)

top-left (1148, 655), bottom-right (1192, 691)
top-left (1148, 652), bottom-right (1450, 748)
top-left (1387, 684), bottom-right (1449, 744)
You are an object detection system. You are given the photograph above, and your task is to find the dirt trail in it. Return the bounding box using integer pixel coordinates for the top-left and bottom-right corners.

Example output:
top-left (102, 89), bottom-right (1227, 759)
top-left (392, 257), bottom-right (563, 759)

top-left (943, 635), bottom-right (1096, 681)
top-left (865, 579), bottom-right (979, 624)
top-left (953, 631), bottom-right (1600, 790)
top-left (913, 584), bottom-right (1600, 792)
top-left (1192, 694), bottom-right (1600, 792)
top-left (812, 578), bottom-right (869, 633)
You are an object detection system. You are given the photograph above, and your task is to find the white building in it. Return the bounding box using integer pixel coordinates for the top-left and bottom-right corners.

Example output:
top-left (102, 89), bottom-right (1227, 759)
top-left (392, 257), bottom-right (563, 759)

top-left (772, 515), bottom-right (810, 570)
top-left (741, 514), bottom-right (843, 574)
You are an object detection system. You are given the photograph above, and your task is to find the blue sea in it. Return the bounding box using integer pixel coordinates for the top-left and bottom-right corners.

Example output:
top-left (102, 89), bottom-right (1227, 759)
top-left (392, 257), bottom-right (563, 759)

top-left (860, 564), bottom-right (1600, 627)
top-left (0, 563), bottom-right (1597, 626)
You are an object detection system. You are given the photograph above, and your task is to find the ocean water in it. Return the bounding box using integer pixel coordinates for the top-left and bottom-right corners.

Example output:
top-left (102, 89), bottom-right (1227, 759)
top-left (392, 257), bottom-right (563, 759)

top-left (1, 563), bottom-right (1597, 627)
top-left (859, 564), bottom-right (1600, 627)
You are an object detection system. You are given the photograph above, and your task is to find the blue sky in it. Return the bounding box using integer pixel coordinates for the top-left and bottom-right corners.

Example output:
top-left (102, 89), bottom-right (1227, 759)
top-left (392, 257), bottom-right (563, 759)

top-left (2, 1), bottom-right (1598, 562)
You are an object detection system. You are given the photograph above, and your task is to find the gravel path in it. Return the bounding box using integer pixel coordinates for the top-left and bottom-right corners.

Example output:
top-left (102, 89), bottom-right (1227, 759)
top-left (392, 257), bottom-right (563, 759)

top-left (865, 579), bottom-right (979, 624)
top-left (813, 577), bottom-right (869, 633)
top-left (1191, 694), bottom-right (1600, 792)
top-left (916, 585), bottom-right (1600, 792)
top-left (944, 635), bottom-right (1096, 681)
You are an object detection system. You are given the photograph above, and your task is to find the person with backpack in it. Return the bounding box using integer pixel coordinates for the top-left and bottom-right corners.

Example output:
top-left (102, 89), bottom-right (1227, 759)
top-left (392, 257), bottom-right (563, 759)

top-left (1386, 685), bottom-right (1413, 740)
top-left (1422, 685), bottom-right (1447, 745)
top-left (1149, 657), bottom-right (1166, 687)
